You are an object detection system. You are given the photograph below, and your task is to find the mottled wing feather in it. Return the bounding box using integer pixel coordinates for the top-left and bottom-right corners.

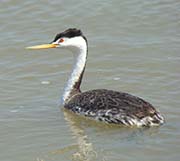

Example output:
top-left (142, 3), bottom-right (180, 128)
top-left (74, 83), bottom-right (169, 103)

top-left (64, 89), bottom-right (163, 126)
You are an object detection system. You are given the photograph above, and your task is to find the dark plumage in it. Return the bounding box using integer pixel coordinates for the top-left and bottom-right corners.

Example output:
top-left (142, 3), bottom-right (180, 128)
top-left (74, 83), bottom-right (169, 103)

top-left (53, 28), bottom-right (83, 42)
top-left (64, 89), bottom-right (164, 126)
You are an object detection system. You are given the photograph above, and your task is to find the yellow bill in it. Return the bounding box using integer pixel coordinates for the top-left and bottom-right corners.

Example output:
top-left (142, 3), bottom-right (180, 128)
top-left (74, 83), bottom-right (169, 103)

top-left (26, 44), bottom-right (57, 49)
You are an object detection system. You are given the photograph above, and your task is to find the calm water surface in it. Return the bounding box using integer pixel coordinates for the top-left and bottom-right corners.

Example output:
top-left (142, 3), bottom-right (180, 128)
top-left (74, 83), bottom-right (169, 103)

top-left (0, 0), bottom-right (180, 161)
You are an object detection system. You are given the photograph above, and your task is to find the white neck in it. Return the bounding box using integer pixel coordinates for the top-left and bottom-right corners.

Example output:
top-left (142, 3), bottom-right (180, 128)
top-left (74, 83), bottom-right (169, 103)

top-left (61, 37), bottom-right (87, 105)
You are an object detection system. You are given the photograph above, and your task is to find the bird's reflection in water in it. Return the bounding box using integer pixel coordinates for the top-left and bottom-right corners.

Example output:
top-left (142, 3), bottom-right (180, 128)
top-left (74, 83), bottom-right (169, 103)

top-left (62, 109), bottom-right (98, 161)
top-left (48, 108), bottom-right (160, 161)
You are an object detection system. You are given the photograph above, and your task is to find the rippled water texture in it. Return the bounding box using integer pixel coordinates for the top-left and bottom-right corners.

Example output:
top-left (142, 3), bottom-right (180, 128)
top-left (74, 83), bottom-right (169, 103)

top-left (0, 0), bottom-right (180, 161)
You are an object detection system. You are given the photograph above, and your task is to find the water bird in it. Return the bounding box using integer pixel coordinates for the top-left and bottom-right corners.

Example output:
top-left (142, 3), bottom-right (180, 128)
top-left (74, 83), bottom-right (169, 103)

top-left (27, 28), bottom-right (164, 127)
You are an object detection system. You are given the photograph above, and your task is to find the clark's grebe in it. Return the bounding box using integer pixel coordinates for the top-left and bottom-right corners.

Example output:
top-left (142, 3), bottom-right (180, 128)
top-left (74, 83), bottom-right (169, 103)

top-left (27, 28), bottom-right (164, 127)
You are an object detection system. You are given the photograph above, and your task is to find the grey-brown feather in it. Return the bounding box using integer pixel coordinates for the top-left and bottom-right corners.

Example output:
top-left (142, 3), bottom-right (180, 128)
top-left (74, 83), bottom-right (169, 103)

top-left (64, 89), bottom-right (164, 126)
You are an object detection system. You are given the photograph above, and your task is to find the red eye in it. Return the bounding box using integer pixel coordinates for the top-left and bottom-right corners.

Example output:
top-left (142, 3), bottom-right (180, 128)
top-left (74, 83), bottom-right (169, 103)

top-left (59, 38), bottom-right (64, 43)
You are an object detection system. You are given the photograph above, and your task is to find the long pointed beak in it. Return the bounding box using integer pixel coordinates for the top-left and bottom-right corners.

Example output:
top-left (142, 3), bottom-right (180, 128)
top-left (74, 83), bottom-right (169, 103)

top-left (26, 44), bottom-right (58, 49)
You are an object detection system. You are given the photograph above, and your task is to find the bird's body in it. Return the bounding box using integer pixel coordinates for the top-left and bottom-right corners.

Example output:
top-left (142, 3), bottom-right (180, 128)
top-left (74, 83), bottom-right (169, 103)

top-left (64, 89), bottom-right (164, 126)
top-left (27, 28), bottom-right (164, 127)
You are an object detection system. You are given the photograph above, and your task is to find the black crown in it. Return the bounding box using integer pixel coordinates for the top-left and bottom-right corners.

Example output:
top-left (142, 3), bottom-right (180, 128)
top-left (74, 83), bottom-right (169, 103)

top-left (53, 28), bottom-right (83, 42)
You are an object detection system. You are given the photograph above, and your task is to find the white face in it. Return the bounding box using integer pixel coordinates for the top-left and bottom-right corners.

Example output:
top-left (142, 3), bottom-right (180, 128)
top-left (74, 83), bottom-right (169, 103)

top-left (52, 36), bottom-right (87, 52)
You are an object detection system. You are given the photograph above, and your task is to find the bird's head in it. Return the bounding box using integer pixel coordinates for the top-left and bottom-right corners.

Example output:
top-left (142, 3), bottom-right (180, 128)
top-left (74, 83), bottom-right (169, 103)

top-left (27, 28), bottom-right (87, 52)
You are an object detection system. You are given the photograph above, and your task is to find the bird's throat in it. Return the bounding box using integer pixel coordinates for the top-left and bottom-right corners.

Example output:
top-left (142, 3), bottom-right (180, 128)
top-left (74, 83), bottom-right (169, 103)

top-left (61, 44), bottom-right (87, 105)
